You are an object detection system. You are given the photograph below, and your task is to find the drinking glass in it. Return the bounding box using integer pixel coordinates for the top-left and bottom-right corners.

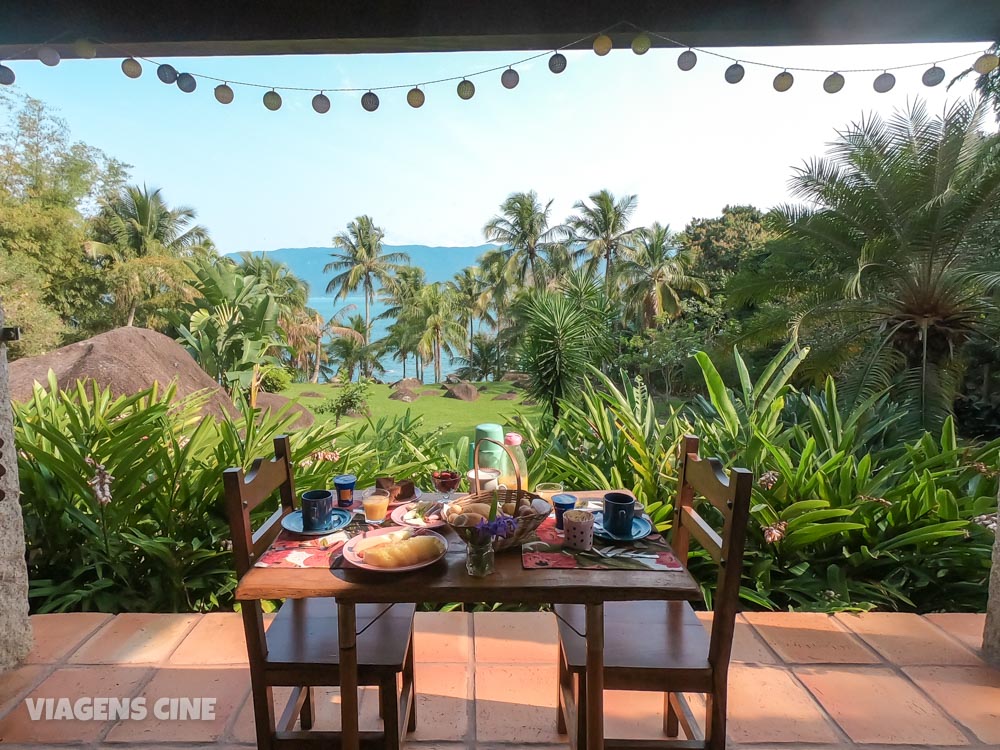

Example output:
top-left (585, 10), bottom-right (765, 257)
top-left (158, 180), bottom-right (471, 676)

top-left (362, 489), bottom-right (391, 523)
top-left (534, 482), bottom-right (564, 506)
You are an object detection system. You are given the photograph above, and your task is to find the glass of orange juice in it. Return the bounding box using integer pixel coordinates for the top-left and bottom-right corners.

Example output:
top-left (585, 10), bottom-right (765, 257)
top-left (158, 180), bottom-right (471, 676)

top-left (362, 489), bottom-right (391, 523)
top-left (534, 482), bottom-right (563, 507)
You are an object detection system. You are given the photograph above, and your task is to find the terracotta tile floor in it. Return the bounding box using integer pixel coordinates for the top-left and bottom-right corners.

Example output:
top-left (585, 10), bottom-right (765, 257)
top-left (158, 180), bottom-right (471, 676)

top-left (0, 611), bottom-right (996, 749)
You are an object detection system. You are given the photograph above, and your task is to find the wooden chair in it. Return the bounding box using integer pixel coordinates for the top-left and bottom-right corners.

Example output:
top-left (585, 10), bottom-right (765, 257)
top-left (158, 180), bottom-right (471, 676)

top-left (224, 435), bottom-right (417, 750)
top-left (554, 434), bottom-right (753, 750)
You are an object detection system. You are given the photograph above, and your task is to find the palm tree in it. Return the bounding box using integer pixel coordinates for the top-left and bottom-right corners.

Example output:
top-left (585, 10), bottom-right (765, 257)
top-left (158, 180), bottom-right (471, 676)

top-left (618, 223), bottom-right (708, 328)
top-left (453, 333), bottom-right (501, 381)
top-left (415, 283), bottom-right (466, 383)
top-left (950, 42), bottom-right (1000, 121)
top-left (449, 266), bottom-right (494, 355)
top-left (377, 264), bottom-right (425, 322)
top-left (236, 252), bottom-right (310, 311)
top-left (483, 191), bottom-right (565, 287)
top-left (324, 215), bottom-right (409, 336)
top-left (566, 189), bottom-right (639, 291)
top-left (87, 185), bottom-right (208, 326)
top-left (730, 98), bottom-right (1000, 431)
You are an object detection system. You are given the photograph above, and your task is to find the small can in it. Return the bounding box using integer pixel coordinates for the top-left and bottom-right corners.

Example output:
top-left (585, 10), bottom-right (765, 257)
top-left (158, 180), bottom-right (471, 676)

top-left (333, 474), bottom-right (357, 508)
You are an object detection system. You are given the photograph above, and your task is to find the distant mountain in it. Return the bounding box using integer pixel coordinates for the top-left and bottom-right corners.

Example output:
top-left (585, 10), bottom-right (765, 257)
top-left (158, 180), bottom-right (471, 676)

top-left (226, 244), bottom-right (497, 294)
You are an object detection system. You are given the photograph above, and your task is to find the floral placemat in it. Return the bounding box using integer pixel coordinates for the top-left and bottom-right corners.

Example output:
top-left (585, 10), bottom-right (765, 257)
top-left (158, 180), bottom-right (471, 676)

top-left (521, 515), bottom-right (683, 571)
top-left (254, 519), bottom-right (370, 568)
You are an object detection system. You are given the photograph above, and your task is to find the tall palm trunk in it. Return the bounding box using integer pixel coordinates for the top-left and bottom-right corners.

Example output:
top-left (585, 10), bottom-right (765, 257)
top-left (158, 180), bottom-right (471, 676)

top-left (434, 334), bottom-right (442, 383)
top-left (125, 301), bottom-right (137, 327)
top-left (469, 318), bottom-right (475, 356)
top-left (0, 301), bottom-right (32, 668)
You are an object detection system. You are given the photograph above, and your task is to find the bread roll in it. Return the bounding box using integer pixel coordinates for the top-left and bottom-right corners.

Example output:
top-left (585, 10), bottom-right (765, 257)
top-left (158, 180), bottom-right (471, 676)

top-left (461, 502), bottom-right (493, 517)
top-left (363, 535), bottom-right (445, 568)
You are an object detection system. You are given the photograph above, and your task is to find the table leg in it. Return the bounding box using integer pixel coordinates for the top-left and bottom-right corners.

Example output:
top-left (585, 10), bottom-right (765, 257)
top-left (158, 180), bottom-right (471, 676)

top-left (338, 602), bottom-right (360, 750)
top-left (585, 603), bottom-right (604, 750)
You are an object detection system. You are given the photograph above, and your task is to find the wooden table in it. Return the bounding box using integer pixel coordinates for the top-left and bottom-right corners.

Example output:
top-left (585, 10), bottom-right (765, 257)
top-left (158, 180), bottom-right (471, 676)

top-left (236, 491), bottom-right (701, 750)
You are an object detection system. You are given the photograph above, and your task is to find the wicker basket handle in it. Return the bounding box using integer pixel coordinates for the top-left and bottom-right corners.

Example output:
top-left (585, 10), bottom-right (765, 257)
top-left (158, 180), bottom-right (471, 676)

top-left (473, 437), bottom-right (523, 493)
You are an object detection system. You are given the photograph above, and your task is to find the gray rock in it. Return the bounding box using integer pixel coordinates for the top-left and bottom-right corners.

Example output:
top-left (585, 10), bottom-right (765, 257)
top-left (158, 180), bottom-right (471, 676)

top-left (444, 383), bottom-right (479, 401)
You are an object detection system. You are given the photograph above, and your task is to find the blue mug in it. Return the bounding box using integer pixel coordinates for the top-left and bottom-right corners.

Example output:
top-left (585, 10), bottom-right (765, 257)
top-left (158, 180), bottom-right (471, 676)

top-left (603, 492), bottom-right (635, 537)
top-left (552, 493), bottom-right (577, 530)
top-left (300, 489), bottom-right (334, 531)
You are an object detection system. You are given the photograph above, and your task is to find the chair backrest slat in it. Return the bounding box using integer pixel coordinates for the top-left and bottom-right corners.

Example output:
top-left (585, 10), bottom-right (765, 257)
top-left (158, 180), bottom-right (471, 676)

top-left (670, 434), bottom-right (753, 675)
top-left (679, 506), bottom-right (722, 564)
top-left (224, 435), bottom-right (297, 579)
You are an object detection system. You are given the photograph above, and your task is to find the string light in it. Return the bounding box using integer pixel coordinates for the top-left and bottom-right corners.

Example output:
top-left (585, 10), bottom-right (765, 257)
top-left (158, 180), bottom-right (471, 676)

top-left (263, 89), bottom-right (282, 110)
top-left (214, 83), bottom-right (234, 103)
top-left (156, 64), bottom-right (177, 84)
top-left (457, 78), bottom-right (475, 99)
top-left (312, 92), bottom-right (331, 113)
top-left (873, 71), bottom-right (895, 93)
top-left (121, 57), bottom-right (142, 78)
top-left (9, 22), bottom-right (987, 118)
top-left (631, 34), bottom-right (651, 55)
top-left (773, 70), bottom-right (793, 91)
top-left (974, 52), bottom-right (1000, 74)
top-left (406, 86), bottom-right (425, 107)
top-left (922, 65), bottom-right (945, 86)
top-left (176, 72), bottom-right (197, 93)
top-left (37, 46), bottom-right (60, 66)
top-left (677, 49), bottom-right (697, 71)
top-left (73, 38), bottom-right (97, 59)
top-left (501, 67), bottom-right (519, 89)
top-left (823, 72), bottom-right (845, 93)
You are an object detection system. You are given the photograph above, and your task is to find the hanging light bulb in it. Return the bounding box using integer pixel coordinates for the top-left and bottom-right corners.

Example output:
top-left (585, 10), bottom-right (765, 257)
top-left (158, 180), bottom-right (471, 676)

top-left (501, 67), bottom-right (519, 89)
top-left (156, 64), bottom-right (177, 83)
top-left (457, 79), bottom-right (475, 100)
top-left (631, 34), bottom-right (651, 55)
top-left (214, 83), bottom-right (234, 104)
top-left (922, 65), bottom-right (945, 87)
top-left (823, 72), bottom-right (845, 93)
top-left (176, 73), bottom-right (197, 93)
top-left (312, 92), bottom-right (331, 113)
top-left (263, 90), bottom-right (282, 111)
top-left (773, 70), bottom-right (794, 92)
top-left (361, 91), bottom-right (380, 112)
top-left (406, 87), bottom-right (425, 108)
top-left (121, 57), bottom-right (142, 79)
top-left (37, 46), bottom-right (60, 66)
top-left (73, 38), bottom-right (97, 59)
top-left (548, 52), bottom-right (567, 74)
top-left (973, 52), bottom-right (999, 74)
top-left (873, 71), bottom-right (895, 93)
top-left (677, 49), bottom-right (697, 71)
top-left (593, 34), bottom-right (613, 56)
top-left (0, 64), bottom-right (15, 86)
top-left (724, 62), bottom-right (745, 84)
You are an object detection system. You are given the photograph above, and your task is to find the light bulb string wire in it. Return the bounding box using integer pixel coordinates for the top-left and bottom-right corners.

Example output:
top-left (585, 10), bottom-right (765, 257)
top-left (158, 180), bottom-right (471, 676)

top-left (0, 20), bottom-right (991, 91)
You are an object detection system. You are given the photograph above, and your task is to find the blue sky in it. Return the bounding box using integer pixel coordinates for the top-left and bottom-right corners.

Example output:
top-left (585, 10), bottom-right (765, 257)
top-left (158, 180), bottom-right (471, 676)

top-left (5, 40), bottom-right (992, 252)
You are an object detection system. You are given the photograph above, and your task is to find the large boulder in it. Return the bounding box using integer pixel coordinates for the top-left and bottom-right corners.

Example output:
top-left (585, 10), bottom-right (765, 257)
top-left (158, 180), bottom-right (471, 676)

top-left (500, 372), bottom-right (531, 388)
top-left (255, 392), bottom-right (314, 429)
top-left (493, 392), bottom-right (518, 401)
top-left (389, 387), bottom-right (419, 403)
top-left (444, 373), bottom-right (463, 385)
top-left (444, 383), bottom-right (480, 402)
top-left (9, 328), bottom-right (236, 419)
top-left (391, 377), bottom-right (422, 391)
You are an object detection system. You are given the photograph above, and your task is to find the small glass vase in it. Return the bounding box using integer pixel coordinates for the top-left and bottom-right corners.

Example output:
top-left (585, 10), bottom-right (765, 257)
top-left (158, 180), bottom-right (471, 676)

top-left (465, 538), bottom-right (495, 577)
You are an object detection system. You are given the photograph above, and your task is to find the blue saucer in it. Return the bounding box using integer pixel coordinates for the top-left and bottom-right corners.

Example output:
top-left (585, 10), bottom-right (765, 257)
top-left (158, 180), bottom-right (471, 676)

top-left (592, 512), bottom-right (653, 542)
top-left (280, 508), bottom-right (353, 536)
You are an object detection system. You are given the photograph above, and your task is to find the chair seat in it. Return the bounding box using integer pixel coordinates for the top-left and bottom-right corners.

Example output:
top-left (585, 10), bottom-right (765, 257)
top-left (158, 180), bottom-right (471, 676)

top-left (265, 598), bottom-right (416, 673)
top-left (555, 601), bottom-right (712, 691)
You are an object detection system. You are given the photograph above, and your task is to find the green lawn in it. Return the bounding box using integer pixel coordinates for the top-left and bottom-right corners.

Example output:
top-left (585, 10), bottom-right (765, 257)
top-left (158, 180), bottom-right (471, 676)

top-left (281, 381), bottom-right (544, 445)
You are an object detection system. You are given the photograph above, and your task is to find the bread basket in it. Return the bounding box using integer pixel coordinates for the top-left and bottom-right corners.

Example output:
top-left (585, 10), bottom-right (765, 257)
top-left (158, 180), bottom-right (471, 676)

top-left (444, 437), bottom-right (549, 551)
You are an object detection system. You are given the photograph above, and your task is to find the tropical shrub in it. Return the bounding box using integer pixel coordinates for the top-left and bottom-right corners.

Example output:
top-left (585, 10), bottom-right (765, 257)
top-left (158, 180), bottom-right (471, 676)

top-left (14, 376), bottom-right (433, 613)
top-left (258, 365), bottom-right (293, 393)
top-left (315, 379), bottom-right (373, 424)
top-left (526, 345), bottom-right (999, 612)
